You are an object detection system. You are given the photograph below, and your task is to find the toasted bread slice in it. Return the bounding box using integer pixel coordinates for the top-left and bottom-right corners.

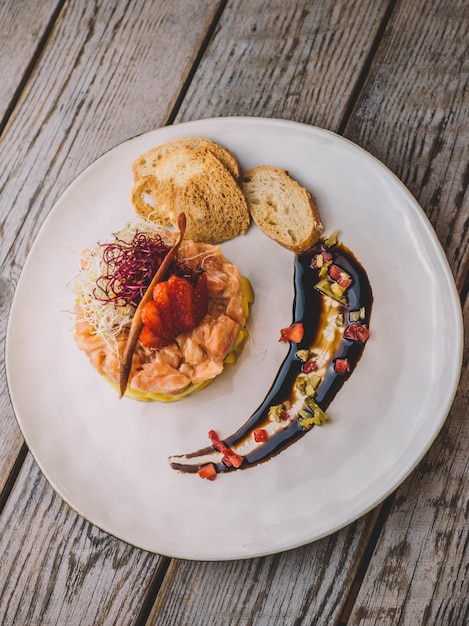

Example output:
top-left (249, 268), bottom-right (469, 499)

top-left (241, 166), bottom-right (323, 252)
top-left (130, 174), bottom-right (173, 225)
top-left (131, 146), bottom-right (208, 222)
top-left (132, 137), bottom-right (241, 182)
top-left (131, 147), bottom-right (250, 243)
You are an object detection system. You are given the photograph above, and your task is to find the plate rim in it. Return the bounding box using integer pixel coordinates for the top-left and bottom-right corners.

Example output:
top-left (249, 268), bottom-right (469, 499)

top-left (5, 116), bottom-right (464, 559)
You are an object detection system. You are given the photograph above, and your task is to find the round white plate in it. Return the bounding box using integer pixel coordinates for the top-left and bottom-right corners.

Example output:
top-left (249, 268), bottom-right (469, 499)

top-left (6, 117), bottom-right (463, 560)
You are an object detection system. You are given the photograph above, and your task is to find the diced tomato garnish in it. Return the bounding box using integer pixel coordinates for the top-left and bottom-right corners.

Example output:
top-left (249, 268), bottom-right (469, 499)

top-left (344, 324), bottom-right (358, 341)
top-left (280, 410), bottom-right (290, 421)
top-left (198, 463), bottom-right (217, 480)
top-left (344, 323), bottom-right (369, 343)
top-left (253, 429), bottom-right (268, 442)
top-left (302, 359), bottom-right (317, 373)
top-left (311, 249), bottom-right (332, 269)
top-left (224, 451), bottom-right (243, 469)
top-left (334, 358), bottom-right (350, 375)
top-left (329, 264), bottom-right (352, 289)
top-left (208, 430), bottom-right (243, 468)
top-left (338, 276), bottom-right (352, 289)
top-left (338, 275), bottom-right (352, 289)
top-left (279, 322), bottom-right (304, 343)
top-left (356, 325), bottom-right (370, 343)
top-left (328, 264), bottom-right (342, 281)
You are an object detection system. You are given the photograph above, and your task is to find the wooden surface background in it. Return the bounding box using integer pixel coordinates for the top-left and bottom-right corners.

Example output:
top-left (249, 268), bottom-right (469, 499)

top-left (0, 1), bottom-right (467, 624)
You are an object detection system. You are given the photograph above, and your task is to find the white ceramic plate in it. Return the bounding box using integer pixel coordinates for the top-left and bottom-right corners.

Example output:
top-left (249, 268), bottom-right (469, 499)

top-left (6, 118), bottom-right (463, 560)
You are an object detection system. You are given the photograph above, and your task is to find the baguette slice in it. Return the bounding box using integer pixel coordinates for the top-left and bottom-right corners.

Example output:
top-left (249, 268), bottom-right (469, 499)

top-left (130, 174), bottom-right (174, 225)
top-left (132, 146), bottom-right (209, 221)
top-left (131, 146), bottom-right (250, 243)
top-left (132, 137), bottom-right (241, 182)
top-left (241, 166), bottom-right (323, 252)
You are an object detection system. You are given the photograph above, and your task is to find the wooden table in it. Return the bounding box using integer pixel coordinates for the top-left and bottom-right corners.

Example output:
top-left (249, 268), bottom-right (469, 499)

top-left (1, 1), bottom-right (467, 624)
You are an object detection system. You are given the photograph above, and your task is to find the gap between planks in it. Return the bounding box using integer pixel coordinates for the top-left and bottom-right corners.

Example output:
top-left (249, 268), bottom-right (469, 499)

top-left (0, 0), bottom-right (68, 138)
top-left (337, 494), bottom-right (397, 625)
top-left (0, 0), bottom-right (228, 507)
top-left (1, 3), bottom-right (427, 625)
top-left (0, 442), bottom-right (28, 517)
top-left (134, 557), bottom-right (172, 626)
top-left (166, 0), bottom-right (229, 126)
top-left (131, 1), bottom-right (405, 623)
top-left (338, 0), bottom-right (398, 136)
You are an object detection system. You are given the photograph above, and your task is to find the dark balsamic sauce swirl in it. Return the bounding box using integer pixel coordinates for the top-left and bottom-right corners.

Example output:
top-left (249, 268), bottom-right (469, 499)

top-left (170, 240), bottom-right (373, 475)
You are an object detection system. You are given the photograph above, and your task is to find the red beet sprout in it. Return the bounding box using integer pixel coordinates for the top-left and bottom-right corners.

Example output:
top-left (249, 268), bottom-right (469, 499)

top-left (93, 232), bottom-right (199, 307)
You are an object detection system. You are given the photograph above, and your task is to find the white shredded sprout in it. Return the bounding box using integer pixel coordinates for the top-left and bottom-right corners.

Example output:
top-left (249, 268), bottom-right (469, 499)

top-left (74, 218), bottom-right (174, 354)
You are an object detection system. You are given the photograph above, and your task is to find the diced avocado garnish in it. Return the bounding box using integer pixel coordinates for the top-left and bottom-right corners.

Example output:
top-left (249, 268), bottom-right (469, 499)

top-left (295, 349), bottom-right (317, 362)
top-left (315, 278), bottom-right (348, 305)
top-left (296, 349), bottom-right (310, 362)
top-left (304, 396), bottom-right (329, 426)
top-left (324, 230), bottom-right (339, 248)
top-left (268, 403), bottom-right (288, 422)
top-left (296, 373), bottom-right (321, 396)
top-left (331, 282), bottom-right (345, 298)
top-left (318, 262), bottom-right (331, 277)
top-left (297, 409), bottom-right (314, 430)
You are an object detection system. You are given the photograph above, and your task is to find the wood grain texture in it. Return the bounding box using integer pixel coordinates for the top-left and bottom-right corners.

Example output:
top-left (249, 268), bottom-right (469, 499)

top-left (348, 297), bottom-right (468, 625)
top-left (148, 0), bottom-right (468, 624)
top-left (138, 2), bottom-right (401, 624)
top-left (175, 0), bottom-right (392, 129)
top-left (344, 0), bottom-right (469, 279)
top-left (0, 0), bottom-right (467, 625)
top-left (342, 0), bottom-right (469, 623)
top-left (0, 0), bottom-right (62, 120)
top-left (146, 511), bottom-right (380, 626)
top-left (0, 0), bottom-right (221, 487)
top-left (0, 1), bottom-right (223, 622)
top-left (0, 454), bottom-right (162, 626)
top-left (0, 0), bottom-right (222, 269)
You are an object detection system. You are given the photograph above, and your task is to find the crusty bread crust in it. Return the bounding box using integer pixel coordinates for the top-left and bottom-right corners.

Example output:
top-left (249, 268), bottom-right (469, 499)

top-left (131, 146), bottom-right (250, 244)
top-left (131, 139), bottom-right (324, 251)
top-left (132, 137), bottom-right (241, 182)
top-left (241, 166), bottom-right (323, 253)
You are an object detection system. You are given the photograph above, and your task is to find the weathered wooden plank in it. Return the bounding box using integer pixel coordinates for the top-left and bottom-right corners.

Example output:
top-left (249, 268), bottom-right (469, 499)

top-left (344, 0), bottom-right (469, 279)
top-left (348, 298), bottom-right (468, 626)
top-left (0, 1), bottom-right (223, 623)
top-left (0, 453), bottom-right (162, 626)
top-left (0, 0), bottom-right (222, 269)
top-left (140, 1), bottom-right (399, 625)
top-left (175, 0), bottom-right (392, 130)
top-left (340, 0), bottom-right (468, 623)
top-left (0, 1), bottom-right (466, 625)
top-left (146, 0), bottom-right (468, 624)
top-left (0, 0), bottom-right (222, 487)
top-left (0, 0), bottom-right (61, 120)
top-left (146, 511), bottom-right (381, 626)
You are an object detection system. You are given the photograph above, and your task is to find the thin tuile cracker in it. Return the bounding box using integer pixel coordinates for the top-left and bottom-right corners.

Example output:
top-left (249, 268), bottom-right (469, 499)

top-left (119, 213), bottom-right (187, 398)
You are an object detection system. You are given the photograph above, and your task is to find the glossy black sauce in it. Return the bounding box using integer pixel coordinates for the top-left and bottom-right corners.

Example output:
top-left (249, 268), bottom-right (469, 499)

top-left (170, 239), bottom-right (373, 475)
